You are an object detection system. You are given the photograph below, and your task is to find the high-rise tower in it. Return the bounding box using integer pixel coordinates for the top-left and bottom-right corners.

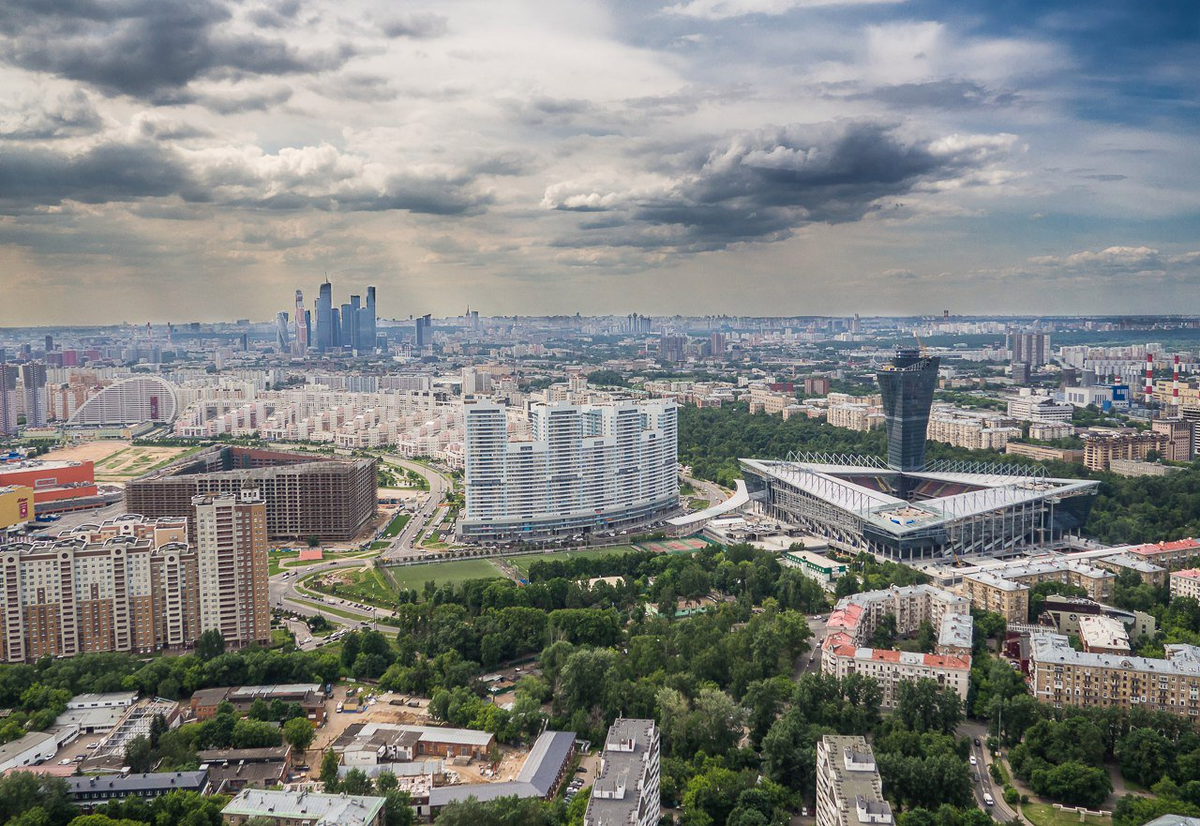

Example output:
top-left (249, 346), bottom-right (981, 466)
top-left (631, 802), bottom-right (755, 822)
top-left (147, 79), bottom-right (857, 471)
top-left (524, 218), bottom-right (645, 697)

top-left (20, 363), bottom-right (47, 428)
top-left (877, 348), bottom-right (940, 472)
top-left (316, 280), bottom-right (333, 352)
top-left (193, 491), bottom-right (269, 649)
top-left (0, 354), bottom-right (16, 437)
top-left (293, 290), bottom-right (307, 354)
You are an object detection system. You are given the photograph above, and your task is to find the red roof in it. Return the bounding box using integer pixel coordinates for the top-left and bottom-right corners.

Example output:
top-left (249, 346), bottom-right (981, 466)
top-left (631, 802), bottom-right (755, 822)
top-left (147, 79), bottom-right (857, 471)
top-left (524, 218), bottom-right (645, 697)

top-left (1129, 538), bottom-right (1200, 556)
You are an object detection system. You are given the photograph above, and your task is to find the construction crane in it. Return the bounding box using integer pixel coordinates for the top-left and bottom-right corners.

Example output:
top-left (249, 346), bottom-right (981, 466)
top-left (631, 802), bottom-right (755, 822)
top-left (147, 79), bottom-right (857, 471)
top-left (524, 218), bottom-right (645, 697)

top-left (914, 332), bottom-right (927, 358)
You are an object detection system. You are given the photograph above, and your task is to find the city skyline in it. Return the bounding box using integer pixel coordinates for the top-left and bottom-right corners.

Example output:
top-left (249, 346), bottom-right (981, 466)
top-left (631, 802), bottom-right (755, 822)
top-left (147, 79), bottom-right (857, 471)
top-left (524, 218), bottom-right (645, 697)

top-left (1, 0), bottom-right (1197, 324)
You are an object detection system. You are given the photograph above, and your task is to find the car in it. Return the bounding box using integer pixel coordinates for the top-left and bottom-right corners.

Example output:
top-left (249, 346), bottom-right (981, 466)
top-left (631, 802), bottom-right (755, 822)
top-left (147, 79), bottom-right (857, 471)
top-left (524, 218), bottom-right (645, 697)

top-left (336, 703), bottom-right (344, 713)
top-left (969, 754), bottom-right (978, 765)
top-left (972, 772), bottom-right (980, 783)
top-left (58, 759), bottom-right (72, 765)
top-left (974, 738), bottom-right (981, 747)
top-left (983, 793), bottom-right (994, 807)
top-left (576, 766), bottom-right (587, 773)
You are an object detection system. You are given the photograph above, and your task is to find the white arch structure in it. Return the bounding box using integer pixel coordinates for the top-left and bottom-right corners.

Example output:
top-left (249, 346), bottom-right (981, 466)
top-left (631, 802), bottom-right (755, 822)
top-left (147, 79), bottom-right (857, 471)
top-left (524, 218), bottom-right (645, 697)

top-left (68, 376), bottom-right (179, 425)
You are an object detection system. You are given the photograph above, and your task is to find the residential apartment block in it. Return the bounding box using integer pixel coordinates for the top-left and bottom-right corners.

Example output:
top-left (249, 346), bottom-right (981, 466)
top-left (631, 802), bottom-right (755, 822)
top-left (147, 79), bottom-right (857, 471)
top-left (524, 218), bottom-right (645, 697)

top-left (961, 557), bottom-right (1115, 624)
top-left (926, 405), bottom-right (1020, 450)
top-left (222, 789), bottom-right (386, 826)
top-left (1029, 633), bottom-right (1200, 718)
top-left (0, 493), bottom-right (267, 663)
top-left (584, 719), bottom-right (661, 826)
top-left (461, 400), bottom-right (678, 543)
top-left (1082, 430), bottom-right (1170, 471)
top-left (815, 735), bottom-right (893, 826)
top-left (821, 585), bottom-right (972, 707)
top-left (1171, 569), bottom-right (1200, 601)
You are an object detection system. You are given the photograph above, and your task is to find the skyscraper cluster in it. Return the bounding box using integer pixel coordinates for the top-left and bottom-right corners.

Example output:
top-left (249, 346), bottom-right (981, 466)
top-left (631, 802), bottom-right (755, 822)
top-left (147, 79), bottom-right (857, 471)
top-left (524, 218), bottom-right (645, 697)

top-left (288, 280), bottom-right (378, 355)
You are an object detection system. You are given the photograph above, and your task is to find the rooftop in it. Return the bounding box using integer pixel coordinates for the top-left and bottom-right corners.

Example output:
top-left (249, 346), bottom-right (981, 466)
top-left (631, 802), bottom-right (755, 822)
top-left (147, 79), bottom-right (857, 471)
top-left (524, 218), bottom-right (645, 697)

top-left (222, 789), bottom-right (386, 826)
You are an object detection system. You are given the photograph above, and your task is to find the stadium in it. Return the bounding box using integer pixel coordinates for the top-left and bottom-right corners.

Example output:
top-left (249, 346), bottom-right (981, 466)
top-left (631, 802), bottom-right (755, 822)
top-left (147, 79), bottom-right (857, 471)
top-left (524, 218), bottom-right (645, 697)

top-left (740, 350), bottom-right (1099, 561)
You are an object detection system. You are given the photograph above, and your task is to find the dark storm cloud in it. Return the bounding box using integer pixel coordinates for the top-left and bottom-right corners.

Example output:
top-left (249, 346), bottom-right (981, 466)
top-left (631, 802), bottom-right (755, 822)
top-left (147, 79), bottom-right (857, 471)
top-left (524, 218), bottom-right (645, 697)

top-left (317, 74), bottom-right (397, 103)
top-left (0, 90), bottom-right (103, 140)
top-left (378, 13), bottom-right (448, 39)
top-left (846, 80), bottom-right (1022, 110)
top-left (0, 137), bottom-right (495, 217)
top-left (0, 141), bottom-right (200, 210)
top-left (194, 87), bottom-right (294, 115)
top-left (247, 0), bottom-right (303, 30)
top-left (545, 120), bottom-right (1012, 251)
top-left (0, 0), bottom-right (355, 102)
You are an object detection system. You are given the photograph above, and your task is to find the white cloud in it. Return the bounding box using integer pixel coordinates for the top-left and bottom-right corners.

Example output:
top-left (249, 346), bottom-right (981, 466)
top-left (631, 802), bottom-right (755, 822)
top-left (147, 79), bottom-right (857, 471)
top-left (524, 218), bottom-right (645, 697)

top-left (663, 0), bottom-right (903, 22)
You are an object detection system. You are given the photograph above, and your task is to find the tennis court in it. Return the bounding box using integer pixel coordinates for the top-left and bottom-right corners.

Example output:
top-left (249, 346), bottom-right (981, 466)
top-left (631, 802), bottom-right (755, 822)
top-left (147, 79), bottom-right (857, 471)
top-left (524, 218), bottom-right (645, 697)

top-left (637, 537), bottom-right (711, 553)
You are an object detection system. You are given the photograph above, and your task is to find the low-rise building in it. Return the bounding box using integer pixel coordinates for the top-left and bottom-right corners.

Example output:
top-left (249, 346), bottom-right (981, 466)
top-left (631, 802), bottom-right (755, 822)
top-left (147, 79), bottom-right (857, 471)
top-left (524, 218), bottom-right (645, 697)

top-left (1171, 569), bottom-right (1200, 601)
top-left (1005, 442), bottom-right (1083, 463)
top-left (1094, 553), bottom-right (1167, 588)
top-left (333, 722), bottom-right (495, 764)
top-left (815, 735), bottom-right (892, 826)
top-left (222, 789), bottom-right (386, 826)
top-left (821, 644), bottom-right (971, 707)
top-left (1127, 539), bottom-right (1200, 568)
top-left (584, 719), bottom-right (660, 826)
top-left (0, 732), bottom-right (56, 773)
top-left (69, 771), bottom-right (209, 811)
top-left (192, 685), bottom-right (327, 726)
top-left (1039, 594), bottom-right (1156, 644)
top-left (1077, 615), bottom-right (1131, 655)
top-left (199, 746), bottom-right (293, 793)
top-left (780, 549), bottom-right (847, 586)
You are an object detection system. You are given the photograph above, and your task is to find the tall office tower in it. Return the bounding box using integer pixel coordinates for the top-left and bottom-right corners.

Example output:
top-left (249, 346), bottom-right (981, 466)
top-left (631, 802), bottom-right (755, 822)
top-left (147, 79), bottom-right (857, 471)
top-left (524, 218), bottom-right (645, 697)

top-left (709, 332), bottom-right (726, 356)
top-left (19, 363), bottom-right (47, 428)
top-left (363, 286), bottom-right (377, 351)
top-left (275, 312), bottom-right (290, 351)
top-left (292, 290), bottom-right (308, 354)
top-left (877, 348), bottom-right (940, 473)
top-left (583, 719), bottom-right (661, 826)
top-left (340, 302), bottom-right (353, 350)
top-left (304, 310), bottom-right (312, 351)
top-left (0, 359), bottom-right (17, 437)
top-left (346, 295), bottom-right (361, 351)
top-left (815, 736), bottom-right (891, 826)
top-left (415, 314), bottom-right (432, 349)
top-left (331, 307), bottom-right (341, 349)
top-left (1010, 331), bottom-right (1051, 367)
top-left (316, 280), bottom-right (333, 352)
top-left (43, 336), bottom-right (53, 353)
top-left (462, 400), bottom-right (678, 543)
top-left (193, 492), bottom-right (269, 649)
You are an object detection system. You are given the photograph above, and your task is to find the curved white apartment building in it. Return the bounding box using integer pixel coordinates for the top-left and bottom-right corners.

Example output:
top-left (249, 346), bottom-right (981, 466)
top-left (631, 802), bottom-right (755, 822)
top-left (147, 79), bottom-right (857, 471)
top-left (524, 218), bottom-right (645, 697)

top-left (67, 376), bottom-right (178, 426)
top-left (461, 400), bottom-right (678, 543)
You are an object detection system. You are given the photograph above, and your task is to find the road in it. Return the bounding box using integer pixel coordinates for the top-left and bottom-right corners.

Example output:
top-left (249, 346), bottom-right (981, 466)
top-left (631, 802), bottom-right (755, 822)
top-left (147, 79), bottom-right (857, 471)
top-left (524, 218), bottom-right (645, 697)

top-left (795, 614), bottom-right (829, 677)
top-left (958, 720), bottom-right (1018, 823)
top-left (269, 455), bottom-right (452, 633)
top-left (681, 473), bottom-right (728, 508)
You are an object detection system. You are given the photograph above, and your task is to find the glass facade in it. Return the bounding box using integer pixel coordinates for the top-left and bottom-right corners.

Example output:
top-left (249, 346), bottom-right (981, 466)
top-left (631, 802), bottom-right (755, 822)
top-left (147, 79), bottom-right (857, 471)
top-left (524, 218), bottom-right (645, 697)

top-left (877, 348), bottom-right (940, 472)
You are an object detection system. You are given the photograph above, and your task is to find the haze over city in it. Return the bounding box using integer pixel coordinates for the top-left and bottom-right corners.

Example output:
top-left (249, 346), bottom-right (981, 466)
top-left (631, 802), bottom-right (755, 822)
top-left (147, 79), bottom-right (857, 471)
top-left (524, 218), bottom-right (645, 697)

top-left (1, 0), bottom-right (1197, 324)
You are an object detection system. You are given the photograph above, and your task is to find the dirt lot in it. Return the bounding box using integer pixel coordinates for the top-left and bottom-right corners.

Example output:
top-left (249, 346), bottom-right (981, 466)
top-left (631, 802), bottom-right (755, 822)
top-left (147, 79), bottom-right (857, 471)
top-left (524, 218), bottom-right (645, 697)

top-left (45, 441), bottom-right (192, 482)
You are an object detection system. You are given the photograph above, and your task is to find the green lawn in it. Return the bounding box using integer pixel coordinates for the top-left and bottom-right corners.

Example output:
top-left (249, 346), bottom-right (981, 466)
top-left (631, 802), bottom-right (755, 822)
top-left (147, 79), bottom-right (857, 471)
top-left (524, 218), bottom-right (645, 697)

top-left (507, 546), bottom-right (641, 577)
top-left (381, 512), bottom-right (412, 538)
top-left (1021, 803), bottom-right (1111, 826)
top-left (268, 551), bottom-right (300, 576)
top-left (308, 566), bottom-right (399, 608)
top-left (387, 558), bottom-right (505, 590)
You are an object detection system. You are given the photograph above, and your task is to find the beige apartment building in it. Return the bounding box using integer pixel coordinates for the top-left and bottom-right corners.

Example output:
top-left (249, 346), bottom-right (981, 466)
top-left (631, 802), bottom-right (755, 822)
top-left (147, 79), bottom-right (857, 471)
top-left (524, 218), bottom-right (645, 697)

top-left (1029, 633), bottom-right (1200, 718)
top-left (0, 537), bottom-right (199, 662)
top-left (962, 571), bottom-right (1029, 624)
top-left (1083, 430), bottom-right (1170, 471)
top-left (815, 736), bottom-right (892, 826)
top-left (0, 493), bottom-right (268, 663)
top-left (1171, 569), bottom-right (1200, 601)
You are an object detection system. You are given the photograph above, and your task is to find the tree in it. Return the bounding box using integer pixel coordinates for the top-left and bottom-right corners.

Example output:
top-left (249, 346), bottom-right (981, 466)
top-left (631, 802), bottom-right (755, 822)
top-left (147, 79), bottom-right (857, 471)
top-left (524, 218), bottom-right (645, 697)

top-left (283, 718), bottom-right (315, 753)
top-left (835, 574), bottom-right (861, 599)
top-left (125, 735), bottom-right (154, 773)
top-left (1118, 727), bottom-right (1171, 788)
top-left (195, 630), bottom-right (225, 661)
top-left (893, 679), bottom-right (962, 735)
top-left (307, 536), bottom-right (321, 548)
top-left (320, 749), bottom-right (341, 792)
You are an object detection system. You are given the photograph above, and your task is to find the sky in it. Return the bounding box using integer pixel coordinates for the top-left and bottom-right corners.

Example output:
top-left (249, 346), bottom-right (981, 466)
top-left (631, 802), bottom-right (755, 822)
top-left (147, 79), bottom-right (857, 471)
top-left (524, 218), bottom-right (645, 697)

top-left (0, 0), bottom-right (1198, 324)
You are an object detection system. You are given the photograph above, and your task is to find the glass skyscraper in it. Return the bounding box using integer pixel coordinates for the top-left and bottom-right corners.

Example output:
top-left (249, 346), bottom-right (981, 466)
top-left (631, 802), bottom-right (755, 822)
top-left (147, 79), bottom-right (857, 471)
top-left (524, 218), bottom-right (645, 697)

top-left (877, 348), bottom-right (940, 472)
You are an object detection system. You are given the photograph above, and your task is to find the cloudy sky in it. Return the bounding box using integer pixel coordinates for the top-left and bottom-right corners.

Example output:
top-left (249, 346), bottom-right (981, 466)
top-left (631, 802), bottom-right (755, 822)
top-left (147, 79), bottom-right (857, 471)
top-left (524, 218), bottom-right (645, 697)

top-left (1, 0), bottom-right (1197, 324)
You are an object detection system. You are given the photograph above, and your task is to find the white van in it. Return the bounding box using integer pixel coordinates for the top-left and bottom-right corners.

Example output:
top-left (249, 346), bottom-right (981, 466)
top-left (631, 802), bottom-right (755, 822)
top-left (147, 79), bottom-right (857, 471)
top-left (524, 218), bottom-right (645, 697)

top-left (983, 793), bottom-right (994, 807)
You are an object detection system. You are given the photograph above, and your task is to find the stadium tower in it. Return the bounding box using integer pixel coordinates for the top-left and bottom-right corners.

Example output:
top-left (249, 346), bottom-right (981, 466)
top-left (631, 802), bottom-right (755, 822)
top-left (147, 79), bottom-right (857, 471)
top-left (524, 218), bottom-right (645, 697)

top-left (877, 348), bottom-right (940, 473)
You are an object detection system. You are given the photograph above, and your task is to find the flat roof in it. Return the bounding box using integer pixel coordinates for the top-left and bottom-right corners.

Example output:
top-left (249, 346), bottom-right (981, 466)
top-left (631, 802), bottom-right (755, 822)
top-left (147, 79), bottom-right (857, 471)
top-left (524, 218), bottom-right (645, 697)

top-left (0, 732), bottom-right (54, 763)
top-left (68, 770), bottom-right (208, 794)
top-left (222, 789), bottom-right (386, 826)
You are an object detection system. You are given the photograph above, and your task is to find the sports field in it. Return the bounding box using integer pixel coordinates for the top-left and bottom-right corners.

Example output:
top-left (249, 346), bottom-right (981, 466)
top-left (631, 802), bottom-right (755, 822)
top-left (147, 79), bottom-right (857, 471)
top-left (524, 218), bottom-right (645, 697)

top-left (388, 558), bottom-right (505, 590)
top-left (507, 546), bottom-right (641, 577)
top-left (637, 537), bottom-right (710, 553)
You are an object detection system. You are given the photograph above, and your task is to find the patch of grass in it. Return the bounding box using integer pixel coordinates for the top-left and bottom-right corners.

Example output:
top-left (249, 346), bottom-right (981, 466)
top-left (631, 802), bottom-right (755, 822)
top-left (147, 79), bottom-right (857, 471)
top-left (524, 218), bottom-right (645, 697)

top-left (507, 546), bottom-right (641, 577)
top-left (386, 558), bottom-right (504, 590)
top-left (1020, 803), bottom-right (1110, 826)
top-left (268, 551), bottom-right (300, 576)
top-left (308, 566), bottom-right (398, 608)
top-left (381, 512), bottom-right (412, 538)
